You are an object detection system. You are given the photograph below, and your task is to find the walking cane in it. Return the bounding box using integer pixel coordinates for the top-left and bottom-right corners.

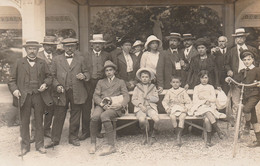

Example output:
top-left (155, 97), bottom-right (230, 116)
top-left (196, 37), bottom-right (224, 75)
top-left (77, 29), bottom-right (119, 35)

top-left (225, 77), bottom-right (260, 157)
top-left (17, 97), bottom-right (23, 160)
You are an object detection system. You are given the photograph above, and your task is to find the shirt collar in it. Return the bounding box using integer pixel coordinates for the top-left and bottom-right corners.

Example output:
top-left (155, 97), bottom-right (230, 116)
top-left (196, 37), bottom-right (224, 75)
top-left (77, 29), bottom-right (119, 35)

top-left (170, 48), bottom-right (178, 53)
top-left (44, 51), bottom-right (52, 56)
top-left (237, 44), bottom-right (247, 50)
top-left (65, 52), bottom-right (74, 57)
top-left (108, 76), bottom-right (115, 81)
top-left (93, 50), bottom-right (101, 56)
top-left (186, 45), bottom-right (192, 50)
top-left (123, 51), bottom-right (130, 56)
top-left (248, 64), bottom-right (255, 69)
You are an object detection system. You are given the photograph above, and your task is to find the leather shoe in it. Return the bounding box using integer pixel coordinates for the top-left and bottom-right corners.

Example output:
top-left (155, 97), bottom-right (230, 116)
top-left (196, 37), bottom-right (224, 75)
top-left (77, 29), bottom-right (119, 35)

top-left (89, 143), bottom-right (96, 154)
top-left (99, 145), bottom-right (116, 156)
top-left (37, 147), bottom-right (47, 154)
top-left (44, 131), bottom-right (51, 138)
top-left (247, 141), bottom-right (260, 148)
top-left (30, 136), bottom-right (35, 143)
top-left (97, 133), bottom-right (104, 138)
top-left (79, 133), bottom-right (90, 141)
top-left (18, 149), bottom-right (30, 157)
top-left (69, 139), bottom-right (80, 146)
top-left (45, 142), bottom-right (59, 149)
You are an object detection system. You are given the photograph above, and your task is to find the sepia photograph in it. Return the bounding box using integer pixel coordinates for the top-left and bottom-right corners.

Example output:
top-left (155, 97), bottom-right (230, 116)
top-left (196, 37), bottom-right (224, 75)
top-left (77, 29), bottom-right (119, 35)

top-left (0, 0), bottom-right (260, 165)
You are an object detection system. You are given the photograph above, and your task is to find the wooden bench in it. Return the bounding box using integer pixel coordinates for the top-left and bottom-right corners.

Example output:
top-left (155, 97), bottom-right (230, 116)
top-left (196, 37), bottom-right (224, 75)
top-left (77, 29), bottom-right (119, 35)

top-left (112, 89), bottom-right (226, 145)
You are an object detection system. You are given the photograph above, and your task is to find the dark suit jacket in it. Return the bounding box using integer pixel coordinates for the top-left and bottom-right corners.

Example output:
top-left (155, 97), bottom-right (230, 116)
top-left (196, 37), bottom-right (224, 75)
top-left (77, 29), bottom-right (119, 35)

top-left (51, 53), bottom-right (90, 106)
top-left (8, 57), bottom-right (53, 107)
top-left (156, 49), bottom-right (182, 89)
top-left (93, 77), bottom-right (130, 107)
top-left (228, 45), bottom-right (258, 77)
top-left (134, 51), bottom-right (143, 68)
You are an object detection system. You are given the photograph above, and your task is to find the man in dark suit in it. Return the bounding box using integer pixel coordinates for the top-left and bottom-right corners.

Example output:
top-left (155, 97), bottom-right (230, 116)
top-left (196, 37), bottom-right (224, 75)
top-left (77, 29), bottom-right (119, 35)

top-left (227, 28), bottom-right (258, 128)
top-left (112, 37), bottom-right (139, 91)
top-left (157, 32), bottom-right (182, 90)
top-left (45, 38), bottom-right (90, 148)
top-left (79, 34), bottom-right (110, 140)
top-left (211, 36), bottom-right (231, 94)
top-left (179, 34), bottom-right (198, 88)
top-left (8, 40), bottom-right (52, 156)
top-left (89, 60), bottom-right (130, 155)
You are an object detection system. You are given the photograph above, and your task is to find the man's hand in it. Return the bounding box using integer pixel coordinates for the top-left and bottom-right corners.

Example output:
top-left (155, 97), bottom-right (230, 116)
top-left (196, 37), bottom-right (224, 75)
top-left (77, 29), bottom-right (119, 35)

top-left (76, 73), bottom-right (86, 80)
top-left (13, 90), bottom-right (21, 99)
top-left (227, 70), bottom-right (233, 77)
top-left (184, 84), bottom-right (189, 90)
top-left (57, 85), bottom-right (64, 93)
top-left (157, 87), bottom-right (163, 94)
top-left (38, 83), bottom-right (47, 92)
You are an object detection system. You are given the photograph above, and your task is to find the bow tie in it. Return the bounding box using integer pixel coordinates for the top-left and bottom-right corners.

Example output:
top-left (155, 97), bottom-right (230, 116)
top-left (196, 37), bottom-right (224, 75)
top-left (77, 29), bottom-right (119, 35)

top-left (27, 58), bottom-right (36, 62)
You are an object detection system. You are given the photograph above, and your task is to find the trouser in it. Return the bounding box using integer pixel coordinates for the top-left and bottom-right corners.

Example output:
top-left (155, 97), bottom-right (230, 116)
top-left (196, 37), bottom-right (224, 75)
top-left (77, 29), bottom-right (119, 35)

top-left (204, 112), bottom-right (217, 132)
top-left (82, 79), bottom-right (99, 135)
top-left (51, 89), bottom-right (83, 143)
top-left (20, 93), bottom-right (44, 150)
top-left (44, 105), bottom-right (54, 133)
top-left (90, 106), bottom-right (122, 146)
top-left (169, 113), bottom-right (186, 128)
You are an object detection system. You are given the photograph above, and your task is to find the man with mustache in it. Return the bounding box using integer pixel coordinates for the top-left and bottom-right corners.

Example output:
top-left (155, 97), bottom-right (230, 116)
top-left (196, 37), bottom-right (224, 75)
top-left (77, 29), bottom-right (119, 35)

top-left (8, 40), bottom-right (52, 156)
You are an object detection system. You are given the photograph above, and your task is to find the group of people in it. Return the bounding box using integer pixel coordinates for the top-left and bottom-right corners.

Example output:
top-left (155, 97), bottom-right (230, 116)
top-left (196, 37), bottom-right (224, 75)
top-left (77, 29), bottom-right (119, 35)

top-left (8, 27), bottom-right (260, 157)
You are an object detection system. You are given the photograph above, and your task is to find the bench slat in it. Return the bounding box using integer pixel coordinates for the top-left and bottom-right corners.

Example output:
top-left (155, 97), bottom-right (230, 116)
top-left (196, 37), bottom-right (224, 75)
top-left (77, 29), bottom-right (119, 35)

top-left (116, 113), bottom-right (205, 120)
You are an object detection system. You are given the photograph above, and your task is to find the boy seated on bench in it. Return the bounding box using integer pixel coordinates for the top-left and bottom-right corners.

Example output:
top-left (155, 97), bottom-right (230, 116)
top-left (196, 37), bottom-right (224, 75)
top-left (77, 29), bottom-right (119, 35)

top-left (162, 76), bottom-right (192, 147)
top-left (132, 68), bottom-right (160, 145)
top-left (89, 60), bottom-right (130, 155)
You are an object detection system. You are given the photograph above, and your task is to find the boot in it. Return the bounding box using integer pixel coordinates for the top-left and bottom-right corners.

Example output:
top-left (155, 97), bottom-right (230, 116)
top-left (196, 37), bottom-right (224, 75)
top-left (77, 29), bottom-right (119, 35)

top-left (206, 132), bottom-right (213, 147)
top-left (103, 121), bottom-right (115, 147)
top-left (177, 127), bottom-right (183, 147)
top-left (149, 129), bottom-right (157, 145)
top-left (141, 122), bottom-right (149, 145)
top-left (89, 143), bottom-right (96, 154)
top-left (247, 132), bottom-right (260, 148)
top-left (212, 123), bottom-right (224, 139)
top-left (243, 121), bottom-right (251, 135)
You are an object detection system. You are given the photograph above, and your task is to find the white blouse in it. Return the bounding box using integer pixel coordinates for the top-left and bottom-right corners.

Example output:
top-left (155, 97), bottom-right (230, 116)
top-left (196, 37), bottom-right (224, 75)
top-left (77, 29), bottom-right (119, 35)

top-left (140, 51), bottom-right (160, 73)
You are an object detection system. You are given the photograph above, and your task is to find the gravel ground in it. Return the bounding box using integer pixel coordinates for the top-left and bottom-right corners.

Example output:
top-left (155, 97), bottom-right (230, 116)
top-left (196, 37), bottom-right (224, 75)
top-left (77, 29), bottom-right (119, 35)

top-left (0, 117), bottom-right (260, 166)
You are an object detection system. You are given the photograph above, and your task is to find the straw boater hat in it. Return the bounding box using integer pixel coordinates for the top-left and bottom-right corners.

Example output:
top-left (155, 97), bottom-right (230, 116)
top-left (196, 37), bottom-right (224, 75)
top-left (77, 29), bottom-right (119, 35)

top-left (144, 35), bottom-right (162, 50)
top-left (132, 40), bottom-right (144, 48)
top-left (166, 32), bottom-right (181, 40)
top-left (41, 36), bottom-right (57, 45)
top-left (61, 38), bottom-right (78, 46)
top-left (89, 34), bottom-right (106, 43)
top-left (23, 40), bottom-right (42, 48)
top-left (232, 28), bottom-right (250, 37)
top-left (182, 34), bottom-right (196, 41)
top-left (103, 60), bottom-right (117, 71)
top-left (136, 67), bottom-right (155, 81)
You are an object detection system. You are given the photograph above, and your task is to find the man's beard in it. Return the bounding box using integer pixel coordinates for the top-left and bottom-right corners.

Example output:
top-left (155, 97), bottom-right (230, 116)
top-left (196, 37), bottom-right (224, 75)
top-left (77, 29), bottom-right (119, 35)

top-left (27, 53), bottom-right (36, 60)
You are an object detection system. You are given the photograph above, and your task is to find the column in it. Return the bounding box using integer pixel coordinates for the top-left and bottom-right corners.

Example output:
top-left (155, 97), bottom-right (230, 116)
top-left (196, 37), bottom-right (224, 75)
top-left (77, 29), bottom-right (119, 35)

top-left (224, 1), bottom-right (235, 46)
top-left (79, 4), bottom-right (90, 55)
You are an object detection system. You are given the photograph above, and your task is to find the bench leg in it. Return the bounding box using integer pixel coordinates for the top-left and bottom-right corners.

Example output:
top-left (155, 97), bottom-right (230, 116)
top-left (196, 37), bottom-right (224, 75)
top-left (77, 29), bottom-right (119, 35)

top-left (203, 121), bottom-right (207, 146)
top-left (112, 120), bottom-right (117, 141)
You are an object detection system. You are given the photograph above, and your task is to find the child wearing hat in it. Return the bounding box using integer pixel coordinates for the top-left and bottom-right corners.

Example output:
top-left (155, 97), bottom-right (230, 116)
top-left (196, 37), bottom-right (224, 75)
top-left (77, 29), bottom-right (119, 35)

top-left (162, 76), bottom-right (191, 146)
top-left (132, 67), bottom-right (160, 145)
top-left (230, 50), bottom-right (260, 148)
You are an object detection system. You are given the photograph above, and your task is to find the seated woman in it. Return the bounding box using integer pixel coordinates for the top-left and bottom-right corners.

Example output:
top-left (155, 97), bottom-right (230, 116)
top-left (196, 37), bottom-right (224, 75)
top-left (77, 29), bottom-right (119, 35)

top-left (188, 70), bottom-right (226, 147)
top-left (184, 38), bottom-right (220, 90)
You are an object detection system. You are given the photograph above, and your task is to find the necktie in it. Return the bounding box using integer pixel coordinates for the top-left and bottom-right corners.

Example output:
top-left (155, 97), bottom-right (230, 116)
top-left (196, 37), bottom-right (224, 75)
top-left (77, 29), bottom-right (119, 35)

top-left (223, 49), bottom-right (225, 54)
top-left (96, 53), bottom-right (99, 57)
top-left (65, 55), bottom-right (73, 59)
top-left (239, 47), bottom-right (244, 53)
top-left (47, 54), bottom-right (51, 62)
top-left (27, 58), bottom-right (36, 62)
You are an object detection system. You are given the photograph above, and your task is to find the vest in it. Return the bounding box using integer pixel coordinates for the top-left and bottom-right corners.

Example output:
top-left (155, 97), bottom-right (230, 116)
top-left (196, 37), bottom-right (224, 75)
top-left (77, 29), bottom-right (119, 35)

top-left (28, 64), bottom-right (39, 94)
top-left (65, 70), bottom-right (73, 90)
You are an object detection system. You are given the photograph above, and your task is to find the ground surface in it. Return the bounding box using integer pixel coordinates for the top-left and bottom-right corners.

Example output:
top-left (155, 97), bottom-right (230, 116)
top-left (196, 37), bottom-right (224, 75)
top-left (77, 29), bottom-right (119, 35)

top-left (1, 84), bottom-right (260, 166)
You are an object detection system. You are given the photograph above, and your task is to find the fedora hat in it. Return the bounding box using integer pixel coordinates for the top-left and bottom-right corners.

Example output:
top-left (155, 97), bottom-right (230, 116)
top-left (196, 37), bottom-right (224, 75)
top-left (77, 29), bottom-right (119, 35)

top-left (144, 35), bottom-right (162, 50)
top-left (136, 67), bottom-right (155, 81)
top-left (23, 40), bottom-right (42, 48)
top-left (194, 38), bottom-right (210, 49)
top-left (132, 40), bottom-right (144, 48)
top-left (61, 38), bottom-right (78, 46)
top-left (182, 34), bottom-right (196, 40)
top-left (103, 60), bottom-right (117, 71)
top-left (90, 34), bottom-right (106, 43)
top-left (232, 28), bottom-right (249, 37)
top-left (166, 32), bottom-right (181, 40)
top-left (41, 36), bottom-right (57, 45)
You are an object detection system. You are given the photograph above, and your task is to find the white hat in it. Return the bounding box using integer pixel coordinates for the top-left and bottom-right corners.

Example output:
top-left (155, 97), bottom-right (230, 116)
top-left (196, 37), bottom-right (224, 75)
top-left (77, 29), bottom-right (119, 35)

top-left (144, 35), bottom-right (162, 50)
top-left (232, 28), bottom-right (250, 37)
top-left (166, 32), bottom-right (181, 40)
top-left (90, 34), bottom-right (106, 43)
top-left (132, 40), bottom-right (144, 48)
top-left (136, 67), bottom-right (155, 81)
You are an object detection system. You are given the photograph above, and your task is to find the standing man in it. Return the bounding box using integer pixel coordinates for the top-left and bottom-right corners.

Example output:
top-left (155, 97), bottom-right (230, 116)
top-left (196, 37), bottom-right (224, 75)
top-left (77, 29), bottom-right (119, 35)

top-left (79, 34), bottom-right (110, 141)
top-left (8, 40), bottom-right (52, 156)
top-left (179, 34), bottom-right (198, 88)
top-left (228, 28), bottom-right (258, 128)
top-left (38, 36), bottom-right (58, 138)
top-left (157, 32), bottom-right (182, 90)
top-left (211, 36), bottom-right (231, 94)
top-left (89, 60), bottom-right (130, 155)
top-left (45, 38), bottom-right (90, 148)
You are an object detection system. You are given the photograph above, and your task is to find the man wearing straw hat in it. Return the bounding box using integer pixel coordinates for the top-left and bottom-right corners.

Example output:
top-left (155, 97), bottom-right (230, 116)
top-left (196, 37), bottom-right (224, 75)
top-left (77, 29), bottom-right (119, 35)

top-left (8, 40), bottom-right (52, 156)
top-left (227, 28), bottom-right (258, 129)
top-left (79, 34), bottom-right (110, 141)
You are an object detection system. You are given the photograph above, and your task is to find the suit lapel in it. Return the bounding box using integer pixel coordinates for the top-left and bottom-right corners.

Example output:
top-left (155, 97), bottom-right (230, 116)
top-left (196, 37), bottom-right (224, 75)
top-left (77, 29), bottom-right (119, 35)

top-left (36, 58), bottom-right (43, 76)
top-left (70, 54), bottom-right (79, 70)
top-left (21, 58), bottom-right (30, 74)
top-left (60, 54), bottom-right (70, 72)
top-left (118, 53), bottom-right (126, 65)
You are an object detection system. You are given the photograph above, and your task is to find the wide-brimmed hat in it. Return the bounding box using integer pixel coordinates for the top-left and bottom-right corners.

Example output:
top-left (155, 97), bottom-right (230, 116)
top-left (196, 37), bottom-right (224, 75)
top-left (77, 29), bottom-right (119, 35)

top-left (90, 34), bottom-right (106, 43)
top-left (61, 38), bottom-right (78, 46)
top-left (132, 40), bottom-right (144, 48)
top-left (194, 38), bottom-right (210, 49)
top-left (41, 36), bottom-right (57, 45)
top-left (136, 67), bottom-right (155, 81)
top-left (166, 32), bottom-right (181, 40)
top-left (182, 34), bottom-right (196, 41)
top-left (103, 60), bottom-right (117, 71)
top-left (240, 49), bottom-right (256, 60)
top-left (23, 40), bottom-right (42, 48)
top-left (144, 35), bottom-right (162, 50)
top-left (232, 28), bottom-right (250, 37)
